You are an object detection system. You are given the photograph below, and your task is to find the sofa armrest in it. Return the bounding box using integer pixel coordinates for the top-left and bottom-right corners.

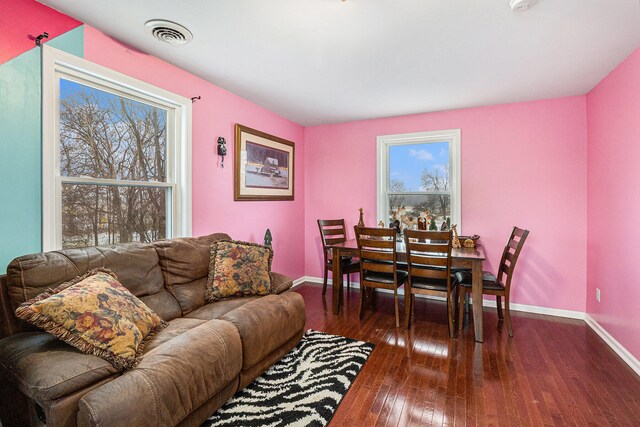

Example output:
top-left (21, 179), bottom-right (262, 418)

top-left (270, 272), bottom-right (293, 294)
top-left (77, 319), bottom-right (242, 427)
top-left (0, 275), bottom-right (20, 339)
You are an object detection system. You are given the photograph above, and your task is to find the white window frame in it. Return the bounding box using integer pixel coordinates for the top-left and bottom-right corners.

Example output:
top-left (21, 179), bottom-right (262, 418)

top-left (41, 46), bottom-right (192, 251)
top-left (376, 129), bottom-right (461, 232)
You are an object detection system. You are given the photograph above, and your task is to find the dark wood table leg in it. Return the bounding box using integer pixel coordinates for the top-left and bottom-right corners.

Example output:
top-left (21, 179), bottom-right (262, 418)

top-left (332, 248), bottom-right (342, 315)
top-left (472, 259), bottom-right (484, 342)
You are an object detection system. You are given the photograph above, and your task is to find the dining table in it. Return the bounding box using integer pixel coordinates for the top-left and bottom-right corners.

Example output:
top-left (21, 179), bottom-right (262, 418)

top-left (327, 238), bottom-right (487, 342)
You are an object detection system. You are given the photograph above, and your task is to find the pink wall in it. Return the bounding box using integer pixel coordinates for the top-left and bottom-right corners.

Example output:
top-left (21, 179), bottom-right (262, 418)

top-left (6, 2), bottom-right (638, 361)
top-left (83, 27), bottom-right (306, 279)
top-left (305, 97), bottom-right (588, 312)
top-left (0, 0), bottom-right (80, 64)
top-left (587, 48), bottom-right (640, 360)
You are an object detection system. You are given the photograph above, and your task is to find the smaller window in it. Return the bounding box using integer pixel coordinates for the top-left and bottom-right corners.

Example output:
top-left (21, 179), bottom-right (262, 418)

top-left (377, 130), bottom-right (461, 232)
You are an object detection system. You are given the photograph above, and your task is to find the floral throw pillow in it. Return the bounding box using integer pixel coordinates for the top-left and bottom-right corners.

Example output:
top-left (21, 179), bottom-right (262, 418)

top-left (206, 240), bottom-right (273, 302)
top-left (15, 268), bottom-right (167, 370)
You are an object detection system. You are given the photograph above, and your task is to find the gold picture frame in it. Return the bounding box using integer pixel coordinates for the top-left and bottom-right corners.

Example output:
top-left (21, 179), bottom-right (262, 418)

top-left (234, 124), bottom-right (295, 201)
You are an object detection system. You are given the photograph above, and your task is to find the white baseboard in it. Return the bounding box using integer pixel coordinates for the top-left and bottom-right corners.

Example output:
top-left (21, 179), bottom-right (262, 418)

top-left (584, 314), bottom-right (640, 376)
top-left (295, 276), bottom-right (583, 319)
top-left (481, 299), bottom-right (585, 319)
top-left (292, 276), bottom-right (314, 287)
top-left (299, 276), bottom-right (326, 285)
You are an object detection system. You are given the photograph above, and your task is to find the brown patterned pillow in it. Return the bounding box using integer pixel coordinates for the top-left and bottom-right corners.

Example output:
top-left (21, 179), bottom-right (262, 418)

top-left (206, 240), bottom-right (273, 302)
top-left (15, 268), bottom-right (167, 370)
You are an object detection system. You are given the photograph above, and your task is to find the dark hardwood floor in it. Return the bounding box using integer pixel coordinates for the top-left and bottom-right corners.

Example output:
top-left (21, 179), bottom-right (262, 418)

top-left (293, 283), bottom-right (640, 426)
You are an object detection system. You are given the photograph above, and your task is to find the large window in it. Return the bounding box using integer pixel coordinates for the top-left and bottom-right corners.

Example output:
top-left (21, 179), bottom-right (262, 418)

top-left (42, 47), bottom-right (191, 250)
top-left (377, 130), bottom-right (461, 232)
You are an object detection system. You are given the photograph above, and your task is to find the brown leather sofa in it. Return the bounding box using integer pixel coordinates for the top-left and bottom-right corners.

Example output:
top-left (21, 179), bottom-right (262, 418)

top-left (0, 233), bottom-right (306, 427)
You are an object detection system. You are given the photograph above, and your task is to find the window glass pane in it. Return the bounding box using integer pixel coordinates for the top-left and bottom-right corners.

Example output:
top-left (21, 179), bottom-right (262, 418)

top-left (59, 79), bottom-right (167, 182)
top-left (388, 194), bottom-right (451, 230)
top-left (389, 142), bottom-right (449, 192)
top-left (61, 184), bottom-right (167, 248)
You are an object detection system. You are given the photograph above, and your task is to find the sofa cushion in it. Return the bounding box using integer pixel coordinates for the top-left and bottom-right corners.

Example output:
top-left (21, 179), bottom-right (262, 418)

top-left (142, 317), bottom-right (207, 354)
top-left (5, 243), bottom-right (182, 323)
top-left (15, 269), bottom-right (167, 370)
top-left (165, 277), bottom-right (207, 317)
top-left (77, 319), bottom-right (242, 427)
top-left (220, 292), bottom-right (306, 370)
top-left (153, 233), bottom-right (231, 315)
top-left (185, 296), bottom-right (261, 321)
top-left (0, 332), bottom-right (119, 401)
top-left (206, 240), bottom-right (272, 302)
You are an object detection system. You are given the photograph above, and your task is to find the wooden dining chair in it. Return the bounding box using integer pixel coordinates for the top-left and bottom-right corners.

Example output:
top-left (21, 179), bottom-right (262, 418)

top-left (354, 226), bottom-right (408, 327)
top-left (456, 226), bottom-right (530, 336)
top-left (404, 229), bottom-right (458, 336)
top-left (317, 219), bottom-right (360, 296)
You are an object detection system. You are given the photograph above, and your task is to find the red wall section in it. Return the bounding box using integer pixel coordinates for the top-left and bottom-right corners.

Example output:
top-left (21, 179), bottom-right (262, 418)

top-left (0, 0), bottom-right (81, 64)
top-left (587, 48), bottom-right (640, 360)
top-left (304, 97), bottom-right (588, 312)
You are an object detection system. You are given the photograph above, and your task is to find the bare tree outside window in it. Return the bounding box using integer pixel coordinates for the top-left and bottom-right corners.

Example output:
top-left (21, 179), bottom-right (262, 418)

top-left (59, 79), bottom-right (168, 248)
top-left (389, 179), bottom-right (407, 213)
top-left (420, 166), bottom-right (450, 221)
top-left (387, 142), bottom-right (451, 226)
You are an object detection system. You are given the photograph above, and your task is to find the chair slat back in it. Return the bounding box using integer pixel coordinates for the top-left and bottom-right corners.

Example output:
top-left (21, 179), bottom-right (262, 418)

top-left (404, 230), bottom-right (453, 281)
top-left (322, 228), bottom-right (345, 236)
top-left (497, 226), bottom-right (530, 291)
top-left (354, 226), bottom-right (396, 274)
top-left (318, 219), bottom-right (349, 261)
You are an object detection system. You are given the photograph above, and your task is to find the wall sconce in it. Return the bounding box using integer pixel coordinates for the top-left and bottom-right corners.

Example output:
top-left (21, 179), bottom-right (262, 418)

top-left (217, 137), bottom-right (227, 167)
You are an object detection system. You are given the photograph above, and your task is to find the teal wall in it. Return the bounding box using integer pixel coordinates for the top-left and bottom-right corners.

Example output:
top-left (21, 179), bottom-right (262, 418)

top-left (48, 26), bottom-right (84, 57)
top-left (0, 26), bottom-right (84, 272)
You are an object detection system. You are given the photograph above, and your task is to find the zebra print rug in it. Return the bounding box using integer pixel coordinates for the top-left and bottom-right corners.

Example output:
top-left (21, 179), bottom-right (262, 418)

top-left (203, 329), bottom-right (374, 427)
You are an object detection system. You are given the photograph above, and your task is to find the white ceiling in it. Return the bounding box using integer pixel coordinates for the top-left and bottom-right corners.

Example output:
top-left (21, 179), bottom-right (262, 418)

top-left (40, 0), bottom-right (640, 126)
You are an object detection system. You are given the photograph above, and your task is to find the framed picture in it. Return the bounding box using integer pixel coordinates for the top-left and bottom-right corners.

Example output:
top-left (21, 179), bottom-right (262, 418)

top-left (234, 124), bottom-right (295, 201)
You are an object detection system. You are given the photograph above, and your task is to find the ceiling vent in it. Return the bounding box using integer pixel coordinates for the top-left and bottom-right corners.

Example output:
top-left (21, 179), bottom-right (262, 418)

top-left (509, 0), bottom-right (538, 12)
top-left (145, 20), bottom-right (193, 45)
